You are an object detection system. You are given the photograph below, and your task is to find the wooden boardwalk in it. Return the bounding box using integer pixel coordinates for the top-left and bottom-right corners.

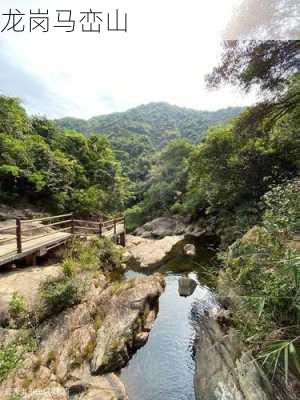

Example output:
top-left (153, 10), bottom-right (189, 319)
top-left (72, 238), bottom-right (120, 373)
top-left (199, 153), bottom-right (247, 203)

top-left (0, 214), bottom-right (125, 267)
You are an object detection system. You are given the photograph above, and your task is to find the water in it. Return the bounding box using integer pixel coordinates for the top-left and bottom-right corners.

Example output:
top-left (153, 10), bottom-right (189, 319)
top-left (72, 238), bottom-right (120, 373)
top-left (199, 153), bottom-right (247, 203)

top-left (120, 242), bottom-right (218, 400)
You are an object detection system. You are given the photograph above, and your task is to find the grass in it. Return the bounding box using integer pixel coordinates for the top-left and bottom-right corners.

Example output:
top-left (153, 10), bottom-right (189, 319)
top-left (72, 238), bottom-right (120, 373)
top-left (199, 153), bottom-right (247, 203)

top-left (0, 329), bottom-right (38, 383)
top-left (8, 293), bottom-right (27, 321)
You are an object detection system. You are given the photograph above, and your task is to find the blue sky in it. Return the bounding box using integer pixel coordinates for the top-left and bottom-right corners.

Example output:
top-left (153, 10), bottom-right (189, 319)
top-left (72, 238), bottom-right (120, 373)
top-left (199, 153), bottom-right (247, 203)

top-left (0, 0), bottom-right (257, 119)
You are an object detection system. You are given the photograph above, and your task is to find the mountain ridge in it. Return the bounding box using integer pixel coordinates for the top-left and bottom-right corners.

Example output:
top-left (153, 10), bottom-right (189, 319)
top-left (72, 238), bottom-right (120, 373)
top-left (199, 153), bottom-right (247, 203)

top-left (55, 102), bottom-right (244, 145)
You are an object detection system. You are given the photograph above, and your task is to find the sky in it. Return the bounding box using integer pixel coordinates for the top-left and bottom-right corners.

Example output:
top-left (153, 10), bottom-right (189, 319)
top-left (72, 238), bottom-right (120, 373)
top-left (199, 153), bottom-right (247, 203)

top-left (0, 0), bottom-right (257, 119)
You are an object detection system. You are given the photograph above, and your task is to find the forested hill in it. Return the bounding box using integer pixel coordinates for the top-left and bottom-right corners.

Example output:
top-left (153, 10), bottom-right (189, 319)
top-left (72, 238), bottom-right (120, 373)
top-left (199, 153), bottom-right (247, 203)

top-left (55, 102), bottom-right (243, 146)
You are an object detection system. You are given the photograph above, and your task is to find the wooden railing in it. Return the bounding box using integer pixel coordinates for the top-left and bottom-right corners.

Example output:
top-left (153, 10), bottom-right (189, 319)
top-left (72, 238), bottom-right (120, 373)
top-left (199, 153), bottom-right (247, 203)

top-left (0, 213), bottom-right (126, 255)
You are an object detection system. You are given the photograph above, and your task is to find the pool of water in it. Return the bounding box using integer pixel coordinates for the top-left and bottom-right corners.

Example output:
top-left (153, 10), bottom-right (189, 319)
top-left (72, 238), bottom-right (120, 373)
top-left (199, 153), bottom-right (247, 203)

top-left (120, 242), bottom-right (218, 400)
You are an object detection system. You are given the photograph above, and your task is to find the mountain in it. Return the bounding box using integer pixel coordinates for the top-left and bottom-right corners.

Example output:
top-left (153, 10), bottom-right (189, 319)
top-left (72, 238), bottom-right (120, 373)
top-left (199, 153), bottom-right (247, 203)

top-left (55, 102), bottom-right (244, 146)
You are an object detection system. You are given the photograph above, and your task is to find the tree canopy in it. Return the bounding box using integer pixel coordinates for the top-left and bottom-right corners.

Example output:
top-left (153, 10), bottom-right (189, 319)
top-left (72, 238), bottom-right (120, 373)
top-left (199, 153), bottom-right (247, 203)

top-left (0, 96), bottom-right (129, 216)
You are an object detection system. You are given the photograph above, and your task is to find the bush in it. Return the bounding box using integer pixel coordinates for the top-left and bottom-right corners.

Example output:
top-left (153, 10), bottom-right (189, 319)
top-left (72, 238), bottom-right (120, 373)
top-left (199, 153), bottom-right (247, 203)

top-left (263, 178), bottom-right (300, 234)
top-left (0, 329), bottom-right (38, 383)
top-left (8, 293), bottom-right (26, 320)
top-left (0, 343), bottom-right (22, 382)
top-left (65, 237), bottom-right (122, 272)
top-left (125, 204), bottom-right (145, 232)
top-left (40, 276), bottom-right (82, 314)
top-left (96, 237), bottom-right (122, 269)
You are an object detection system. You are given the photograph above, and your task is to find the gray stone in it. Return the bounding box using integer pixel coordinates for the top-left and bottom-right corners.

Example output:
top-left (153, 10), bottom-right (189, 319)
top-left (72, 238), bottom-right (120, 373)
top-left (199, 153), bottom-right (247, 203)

top-left (133, 217), bottom-right (207, 240)
top-left (178, 277), bottom-right (197, 297)
top-left (183, 243), bottom-right (196, 256)
top-left (194, 319), bottom-right (272, 400)
top-left (90, 273), bottom-right (165, 374)
top-left (125, 234), bottom-right (184, 268)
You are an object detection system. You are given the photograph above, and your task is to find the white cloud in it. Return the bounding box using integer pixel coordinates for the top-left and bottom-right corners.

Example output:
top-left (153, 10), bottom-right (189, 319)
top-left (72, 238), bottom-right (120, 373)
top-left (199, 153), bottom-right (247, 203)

top-left (0, 0), bottom-right (255, 118)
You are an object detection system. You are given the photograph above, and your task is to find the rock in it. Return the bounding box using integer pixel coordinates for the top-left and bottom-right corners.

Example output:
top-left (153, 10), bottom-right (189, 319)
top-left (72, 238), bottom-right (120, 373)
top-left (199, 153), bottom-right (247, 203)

top-left (183, 243), bottom-right (196, 256)
top-left (185, 225), bottom-right (206, 238)
top-left (143, 308), bottom-right (157, 331)
top-left (68, 364), bottom-right (128, 400)
top-left (0, 298), bottom-right (9, 327)
top-left (134, 217), bottom-right (185, 238)
top-left (0, 272), bottom-right (163, 400)
top-left (90, 273), bottom-right (165, 374)
top-left (122, 251), bottom-right (131, 262)
top-left (125, 234), bottom-right (184, 268)
top-left (133, 217), bottom-right (207, 240)
top-left (194, 319), bottom-right (272, 400)
top-left (0, 264), bottom-right (62, 326)
top-left (178, 277), bottom-right (197, 297)
top-left (134, 332), bottom-right (150, 349)
top-left (0, 327), bottom-right (18, 346)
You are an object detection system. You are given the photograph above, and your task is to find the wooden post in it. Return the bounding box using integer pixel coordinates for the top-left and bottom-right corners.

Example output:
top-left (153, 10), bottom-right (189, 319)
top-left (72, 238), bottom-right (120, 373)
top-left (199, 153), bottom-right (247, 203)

top-left (120, 232), bottom-right (126, 247)
top-left (99, 222), bottom-right (102, 237)
top-left (113, 219), bottom-right (117, 244)
top-left (122, 217), bottom-right (126, 246)
top-left (16, 218), bottom-right (22, 253)
top-left (71, 213), bottom-right (75, 235)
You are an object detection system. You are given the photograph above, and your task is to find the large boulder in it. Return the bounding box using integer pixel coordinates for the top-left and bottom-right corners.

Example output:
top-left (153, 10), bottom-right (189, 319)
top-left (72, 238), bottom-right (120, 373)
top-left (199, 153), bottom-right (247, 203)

top-left (125, 234), bottom-right (184, 268)
top-left (194, 318), bottom-right (272, 400)
top-left (134, 217), bottom-right (185, 238)
top-left (134, 217), bottom-right (206, 239)
top-left (90, 273), bottom-right (165, 374)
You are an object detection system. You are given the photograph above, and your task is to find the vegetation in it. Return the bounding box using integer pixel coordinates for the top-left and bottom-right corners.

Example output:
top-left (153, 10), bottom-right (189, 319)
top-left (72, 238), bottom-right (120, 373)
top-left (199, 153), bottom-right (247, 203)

top-left (40, 276), bottom-right (83, 314)
top-left (125, 138), bottom-right (193, 230)
top-left (202, 37), bottom-right (300, 387)
top-left (56, 102), bottom-right (243, 145)
top-left (124, 77), bottom-right (300, 236)
top-left (0, 98), bottom-right (243, 218)
top-left (40, 237), bottom-right (122, 313)
top-left (56, 103), bottom-right (243, 208)
top-left (221, 179), bottom-right (300, 383)
top-left (0, 329), bottom-right (38, 383)
top-left (0, 97), bottom-right (129, 216)
top-left (8, 293), bottom-right (26, 321)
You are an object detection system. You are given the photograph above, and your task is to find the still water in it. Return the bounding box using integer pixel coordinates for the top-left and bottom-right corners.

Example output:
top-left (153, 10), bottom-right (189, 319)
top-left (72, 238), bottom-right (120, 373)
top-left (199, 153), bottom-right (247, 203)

top-left (120, 242), bottom-right (218, 400)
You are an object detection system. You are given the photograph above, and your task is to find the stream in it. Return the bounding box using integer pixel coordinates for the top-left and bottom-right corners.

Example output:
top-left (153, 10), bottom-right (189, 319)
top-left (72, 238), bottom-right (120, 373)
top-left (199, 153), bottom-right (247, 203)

top-left (120, 240), bottom-right (218, 400)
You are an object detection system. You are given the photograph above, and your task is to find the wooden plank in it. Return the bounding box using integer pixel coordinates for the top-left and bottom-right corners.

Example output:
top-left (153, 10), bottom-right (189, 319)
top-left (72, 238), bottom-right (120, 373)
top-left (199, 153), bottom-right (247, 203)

top-left (22, 213), bottom-right (72, 223)
top-left (0, 224), bottom-right (17, 232)
top-left (0, 231), bottom-right (71, 266)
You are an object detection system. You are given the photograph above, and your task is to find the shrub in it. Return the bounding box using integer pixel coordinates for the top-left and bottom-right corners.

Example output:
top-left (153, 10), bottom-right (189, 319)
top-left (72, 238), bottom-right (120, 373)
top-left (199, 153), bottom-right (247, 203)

top-left (263, 178), bottom-right (300, 234)
top-left (0, 342), bottom-right (21, 382)
top-left (97, 238), bottom-right (122, 267)
top-left (0, 329), bottom-right (38, 383)
top-left (8, 394), bottom-right (23, 400)
top-left (61, 258), bottom-right (76, 277)
top-left (125, 204), bottom-right (145, 232)
top-left (8, 293), bottom-right (26, 320)
top-left (40, 276), bottom-right (82, 314)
